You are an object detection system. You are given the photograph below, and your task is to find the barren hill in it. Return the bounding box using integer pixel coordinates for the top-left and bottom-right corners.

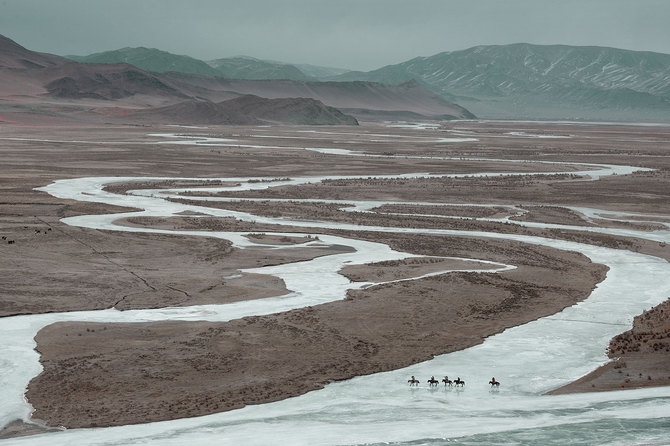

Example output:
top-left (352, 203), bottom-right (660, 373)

top-left (0, 34), bottom-right (472, 125)
top-left (42, 62), bottom-right (187, 101)
top-left (130, 95), bottom-right (359, 126)
top-left (0, 34), bottom-right (67, 69)
top-left (158, 73), bottom-right (474, 121)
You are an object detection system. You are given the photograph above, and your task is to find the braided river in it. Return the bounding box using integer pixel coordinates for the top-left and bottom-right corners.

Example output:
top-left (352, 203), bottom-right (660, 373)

top-left (1, 129), bottom-right (670, 445)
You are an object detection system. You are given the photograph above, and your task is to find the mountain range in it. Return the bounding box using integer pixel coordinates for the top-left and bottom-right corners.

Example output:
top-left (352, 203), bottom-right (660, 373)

top-left (70, 43), bottom-right (670, 122)
top-left (335, 43), bottom-right (670, 122)
top-left (68, 49), bottom-right (345, 81)
top-left (3, 32), bottom-right (670, 124)
top-left (0, 34), bottom-right (471, 126)
top-left (68, 43), bottom-right (670, 123)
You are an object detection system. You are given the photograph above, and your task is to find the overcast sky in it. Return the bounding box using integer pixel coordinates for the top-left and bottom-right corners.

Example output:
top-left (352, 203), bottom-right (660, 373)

top-left (2, 0), bottom-right (669, 71)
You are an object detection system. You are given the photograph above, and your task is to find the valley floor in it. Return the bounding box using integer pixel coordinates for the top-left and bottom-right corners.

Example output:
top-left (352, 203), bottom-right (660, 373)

top-left (0, 120), bottom-right (668, 438)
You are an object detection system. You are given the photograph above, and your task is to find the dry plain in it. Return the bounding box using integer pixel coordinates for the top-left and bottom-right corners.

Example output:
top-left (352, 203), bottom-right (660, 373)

top-left (1, 120), bottom-right (669, 436)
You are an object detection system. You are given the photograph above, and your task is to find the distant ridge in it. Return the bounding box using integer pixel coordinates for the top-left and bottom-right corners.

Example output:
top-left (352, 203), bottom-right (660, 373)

top-left (64, 41), bottom-right (670, 122)
top-left (333, 43), bottom-right (670, 122)
top-left (68, 47), bottom-right (222, 77)
top-left (169, 77), bottom-right (475, 120)
top-left (130, 95), bottom-right (359, 126)
top-left (1, 33), bottom-right (470, 125)
top-left (69, 48), bottom-right (316, 82)
top-left (207, 56), bottom-right (311, 81)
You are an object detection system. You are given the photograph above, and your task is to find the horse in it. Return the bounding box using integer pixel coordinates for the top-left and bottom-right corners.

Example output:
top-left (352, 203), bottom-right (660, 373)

top-left (442, 376), bottom-right (453, 386)
top-left (427, 376), bottom-right (440, 387)
top-left (453, 377), bottom-right (465, 387)
top-left (489, 378), bottom-right (500, 387)
top-left (408, 376), bottom-right (420, 386)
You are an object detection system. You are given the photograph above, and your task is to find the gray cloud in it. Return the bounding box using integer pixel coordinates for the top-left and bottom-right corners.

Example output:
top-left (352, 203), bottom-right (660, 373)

top-left (1, 0), bottom-right (669, 71)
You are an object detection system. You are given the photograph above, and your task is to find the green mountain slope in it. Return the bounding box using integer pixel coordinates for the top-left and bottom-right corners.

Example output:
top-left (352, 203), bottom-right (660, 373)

top-left (68, 47), bottom-right (222, 77)
top-left (207, 57), bottom-right (311, 81)
top-left (335, 43), bottom-right (670, 122)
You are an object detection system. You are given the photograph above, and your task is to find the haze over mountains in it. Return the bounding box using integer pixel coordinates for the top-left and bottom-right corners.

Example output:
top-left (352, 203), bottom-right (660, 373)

top-left (2, 32), bottom-right (670, 125)
top-left (69, 49), bottom-right (345, 81)
top-left (336, 44), bottom-right (670, 122)
top-left (68, 42), bottom-right (670, 123)
top-left (0, 34), bottom-right (471, 126)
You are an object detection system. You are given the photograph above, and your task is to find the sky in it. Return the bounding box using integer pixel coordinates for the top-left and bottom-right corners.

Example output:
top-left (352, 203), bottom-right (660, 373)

top-left (1, 0), bottom-right (669, 71)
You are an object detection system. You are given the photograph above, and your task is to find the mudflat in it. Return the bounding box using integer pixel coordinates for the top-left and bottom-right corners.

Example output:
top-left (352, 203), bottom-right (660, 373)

top-left (1, 121), bottom-right (668, 435)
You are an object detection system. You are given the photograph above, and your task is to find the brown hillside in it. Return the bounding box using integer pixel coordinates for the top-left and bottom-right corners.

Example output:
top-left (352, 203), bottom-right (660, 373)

top-left (129, 95), bottom-right (358, 126)
top-left (42, 62), bottom-right (188, 101)
top-left (0, 34), bottom-right (67, 69)
top-left (0, 33), bottom-right (473, 125)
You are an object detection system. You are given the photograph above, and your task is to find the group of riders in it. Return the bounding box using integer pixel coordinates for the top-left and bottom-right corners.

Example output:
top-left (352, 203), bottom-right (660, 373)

top-left (408, 375), bottom-right (500, 387)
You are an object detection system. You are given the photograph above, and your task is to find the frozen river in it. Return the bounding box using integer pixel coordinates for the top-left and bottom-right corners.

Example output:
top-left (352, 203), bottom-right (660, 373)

top-left (2, 138), bottom-right (670, 444)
